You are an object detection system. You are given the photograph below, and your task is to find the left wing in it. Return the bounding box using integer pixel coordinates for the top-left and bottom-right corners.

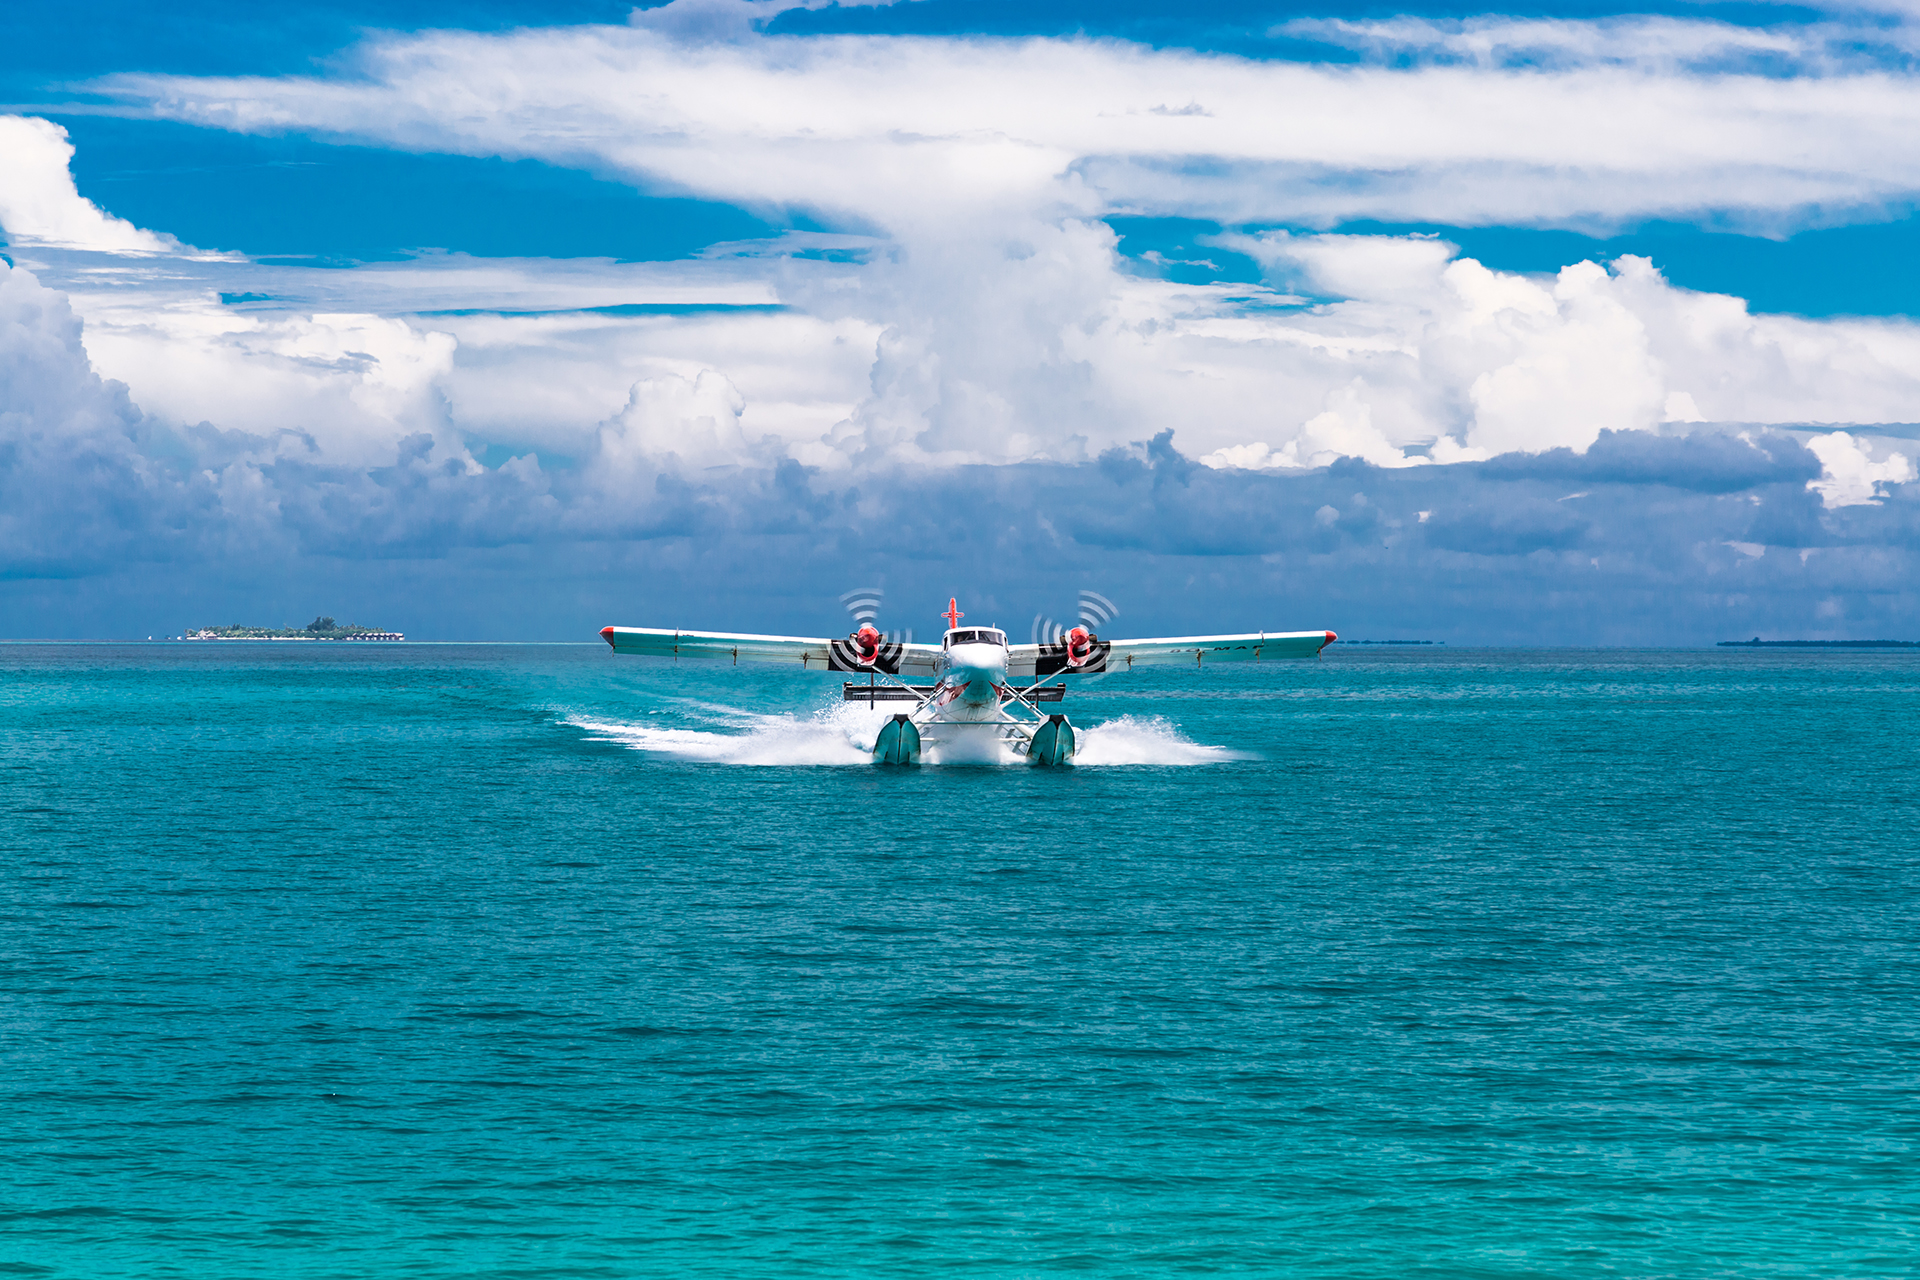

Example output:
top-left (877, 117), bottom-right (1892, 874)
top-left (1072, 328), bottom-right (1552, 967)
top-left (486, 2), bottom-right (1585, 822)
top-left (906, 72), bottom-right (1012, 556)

top-left (1009, 630), bottom-right (1335, 678)
top-left (600, 626), bottom-right (944, 678)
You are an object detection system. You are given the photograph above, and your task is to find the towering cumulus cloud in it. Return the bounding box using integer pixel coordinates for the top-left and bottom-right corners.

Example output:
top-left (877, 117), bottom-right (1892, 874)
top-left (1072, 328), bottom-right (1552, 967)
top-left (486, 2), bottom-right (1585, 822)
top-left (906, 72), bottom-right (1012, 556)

top-left (0, 117), bottom-right (174, 254)
top-left (0, 260), bottom-right (178, 576)
top-left (1, 0), bottom-right (1918, 639)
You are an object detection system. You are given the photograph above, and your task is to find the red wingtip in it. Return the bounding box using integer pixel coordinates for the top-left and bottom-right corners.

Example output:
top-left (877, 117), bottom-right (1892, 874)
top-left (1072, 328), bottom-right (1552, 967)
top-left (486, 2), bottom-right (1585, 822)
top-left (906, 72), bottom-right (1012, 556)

top-left (600, 626), bottom-right (616, 648)
top-left (1323, 630), bottom-right (1338, 645)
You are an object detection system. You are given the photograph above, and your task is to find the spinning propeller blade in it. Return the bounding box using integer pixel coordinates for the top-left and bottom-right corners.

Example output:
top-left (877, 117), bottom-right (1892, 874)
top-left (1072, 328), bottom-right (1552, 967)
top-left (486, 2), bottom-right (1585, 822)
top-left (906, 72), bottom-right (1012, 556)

top-left (1034, 589), bottom-right (1120, 647)
top-left (1030, 614), bottom-right (1065, 645)
top-left (839, 586), bottom-right (910, 644)
top-left (1079, 590), bottom-right (1119, 630)
top-left (839, 586), bottom-right (884, 625)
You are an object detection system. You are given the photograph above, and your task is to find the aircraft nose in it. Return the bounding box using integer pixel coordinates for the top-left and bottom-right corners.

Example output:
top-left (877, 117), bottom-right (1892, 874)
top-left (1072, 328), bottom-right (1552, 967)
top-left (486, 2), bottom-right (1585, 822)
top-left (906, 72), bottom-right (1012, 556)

top-left (957, 662), bottom-right (1000, 701)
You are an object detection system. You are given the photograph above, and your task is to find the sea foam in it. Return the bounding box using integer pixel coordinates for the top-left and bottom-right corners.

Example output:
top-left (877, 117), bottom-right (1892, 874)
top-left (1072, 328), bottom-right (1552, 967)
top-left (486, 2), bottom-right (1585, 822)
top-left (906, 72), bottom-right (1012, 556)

top-left (1072, 714), bottom-right (1250, 765)
top-left (566, 703), bottom-right (889, 766)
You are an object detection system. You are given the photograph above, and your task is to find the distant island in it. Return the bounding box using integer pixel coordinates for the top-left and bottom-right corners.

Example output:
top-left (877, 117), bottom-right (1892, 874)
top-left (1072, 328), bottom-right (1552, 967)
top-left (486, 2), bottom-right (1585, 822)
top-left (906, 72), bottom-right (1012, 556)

top-left (185, 616), bottom-right (405, 642)
top-left (1718, 638), bottom-right (1917, 648)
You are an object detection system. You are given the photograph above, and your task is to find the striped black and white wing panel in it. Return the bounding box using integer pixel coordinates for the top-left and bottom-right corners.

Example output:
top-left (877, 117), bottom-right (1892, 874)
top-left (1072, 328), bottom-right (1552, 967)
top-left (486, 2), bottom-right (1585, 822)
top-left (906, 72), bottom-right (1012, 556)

top-left (601, 627), bottom-right (945, 677)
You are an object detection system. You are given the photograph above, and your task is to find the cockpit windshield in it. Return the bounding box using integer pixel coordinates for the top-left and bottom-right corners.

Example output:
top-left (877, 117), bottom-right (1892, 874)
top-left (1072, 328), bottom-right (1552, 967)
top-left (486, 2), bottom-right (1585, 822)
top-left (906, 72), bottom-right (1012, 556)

top-left (946, 629), bottom-right (1006, 648)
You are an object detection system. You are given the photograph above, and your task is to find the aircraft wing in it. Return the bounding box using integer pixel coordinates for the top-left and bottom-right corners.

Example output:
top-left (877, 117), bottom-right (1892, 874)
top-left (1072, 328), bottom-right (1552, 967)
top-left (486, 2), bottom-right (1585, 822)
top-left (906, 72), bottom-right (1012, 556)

top-left (1008, 629), bottom-right (1335, 678)
top-left (600, 626), bottom-right (944, 677)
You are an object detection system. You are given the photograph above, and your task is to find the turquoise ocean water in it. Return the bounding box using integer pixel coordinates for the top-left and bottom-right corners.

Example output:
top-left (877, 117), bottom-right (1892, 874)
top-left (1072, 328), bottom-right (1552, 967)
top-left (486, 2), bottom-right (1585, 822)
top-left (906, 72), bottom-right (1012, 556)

top-left (3, 643), bottom-right (1916, 1277)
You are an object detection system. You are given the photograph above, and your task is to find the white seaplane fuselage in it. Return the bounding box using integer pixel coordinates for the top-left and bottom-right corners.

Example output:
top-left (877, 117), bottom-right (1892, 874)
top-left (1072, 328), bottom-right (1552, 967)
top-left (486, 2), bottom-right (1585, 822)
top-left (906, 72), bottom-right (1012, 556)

top-left (934, 631), bottom-right (1011, 717)
top-left (915, 629), bottom-right (1021, 762)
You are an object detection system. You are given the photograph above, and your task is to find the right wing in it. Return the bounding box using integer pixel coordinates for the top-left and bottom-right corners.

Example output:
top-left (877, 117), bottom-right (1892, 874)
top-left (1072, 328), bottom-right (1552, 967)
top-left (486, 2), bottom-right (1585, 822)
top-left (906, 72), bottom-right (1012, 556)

top-left (1009, 630), bottom-right (1335, 677)
top-left (600, 626), bottom-right (944, 678)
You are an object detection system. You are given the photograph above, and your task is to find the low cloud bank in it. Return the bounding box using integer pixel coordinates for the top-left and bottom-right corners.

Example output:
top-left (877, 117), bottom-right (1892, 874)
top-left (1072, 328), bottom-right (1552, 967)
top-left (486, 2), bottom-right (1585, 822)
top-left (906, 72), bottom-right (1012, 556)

top-left (6, 258), bottom-right (1916, 642)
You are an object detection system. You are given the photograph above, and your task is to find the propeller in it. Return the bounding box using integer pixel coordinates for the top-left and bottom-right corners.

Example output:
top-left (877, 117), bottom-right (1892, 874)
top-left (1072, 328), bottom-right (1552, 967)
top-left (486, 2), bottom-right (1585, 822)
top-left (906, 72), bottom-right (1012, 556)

top-left (840, 586), bottom-right (883, 626)
top-left (1079, 590), bottom-right (1120, 630)
top-left (1031, 589), bottom-right (1121, 646)
top-left (839, 586), bottom-right (911, 645)
top-left (1029, 613), bottom-right (1065, 645)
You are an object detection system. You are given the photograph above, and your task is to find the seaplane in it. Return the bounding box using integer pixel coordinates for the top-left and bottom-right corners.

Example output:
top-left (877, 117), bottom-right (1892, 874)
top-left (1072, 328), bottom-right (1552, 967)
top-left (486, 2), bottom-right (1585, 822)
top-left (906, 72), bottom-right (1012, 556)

top-left (599, 598), bottom-right (1335, 765)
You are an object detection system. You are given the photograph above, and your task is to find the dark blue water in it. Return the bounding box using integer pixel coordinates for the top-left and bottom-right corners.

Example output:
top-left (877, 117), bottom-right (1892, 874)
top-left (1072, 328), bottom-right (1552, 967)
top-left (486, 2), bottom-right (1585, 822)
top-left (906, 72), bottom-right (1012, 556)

top-left (4, 644), bottom-right (1916, 1277)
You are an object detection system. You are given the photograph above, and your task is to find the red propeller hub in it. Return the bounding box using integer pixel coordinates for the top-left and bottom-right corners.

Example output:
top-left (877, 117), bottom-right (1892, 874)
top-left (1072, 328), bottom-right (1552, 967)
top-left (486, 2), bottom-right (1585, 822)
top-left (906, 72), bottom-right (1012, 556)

top-left (855, 624), bottom-right (882, 665)
top-left (1065, 625), bottom-right (1092, 666)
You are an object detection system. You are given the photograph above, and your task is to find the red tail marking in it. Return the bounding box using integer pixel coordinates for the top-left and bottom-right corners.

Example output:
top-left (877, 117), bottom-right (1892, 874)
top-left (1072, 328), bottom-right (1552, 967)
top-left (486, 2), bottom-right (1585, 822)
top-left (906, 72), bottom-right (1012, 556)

top-left (942, 598), bottom-right (964, 629)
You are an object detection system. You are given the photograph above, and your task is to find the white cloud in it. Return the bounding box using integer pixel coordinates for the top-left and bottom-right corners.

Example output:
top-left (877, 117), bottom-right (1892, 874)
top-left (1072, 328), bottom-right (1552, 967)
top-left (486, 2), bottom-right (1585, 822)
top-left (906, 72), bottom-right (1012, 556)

top-left (1226, 230), bottom-right (1457, 306)
top-left (1200, 380), bottom-right (1426, 470)
top-left (596, 369), bottom-right (752, 471)
top-left (72, 297), bottom-right (463, 468)
top-left (1457, 260), bottom-right (1665, 455)
top-left (1197, 243), bottom-right (1920, 468)
top-left (15, 154), bottom-right (1920, 483)
top-left (435, 306), bottom-right (878, 462)
top-left (96, 12), bottom-right (1920, 230)
top-left (0, 116), bottom-right (180, 254)
top-left (66, 9), bottom-right (1920, 479)
top-left (1664, 391), bottom-right (1706, 423)
top-left (6, 234), bottom-right (865, 470)
top-left (1804, 430), bottom-right (1917, 506)
top-left (1276, 16), bottom-right (1814, 73)
top-left (3, 6), bottom-right (1919, 493)
top-left (0, 259), bottom-right (200, 574)
top-left (11, 251), bottom-right (1920, 646)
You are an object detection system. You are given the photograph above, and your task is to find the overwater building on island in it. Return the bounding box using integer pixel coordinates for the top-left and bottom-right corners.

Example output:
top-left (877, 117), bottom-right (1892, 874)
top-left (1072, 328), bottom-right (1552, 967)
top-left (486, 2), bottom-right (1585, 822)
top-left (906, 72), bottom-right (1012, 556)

top-left (184, 625), bottom-right (405, 641)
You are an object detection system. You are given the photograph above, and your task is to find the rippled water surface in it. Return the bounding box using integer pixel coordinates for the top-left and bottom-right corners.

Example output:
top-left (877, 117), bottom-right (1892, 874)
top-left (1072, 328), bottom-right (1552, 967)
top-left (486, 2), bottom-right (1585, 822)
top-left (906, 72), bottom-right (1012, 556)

top-left (3, 643), bottom-right (1916, 1277)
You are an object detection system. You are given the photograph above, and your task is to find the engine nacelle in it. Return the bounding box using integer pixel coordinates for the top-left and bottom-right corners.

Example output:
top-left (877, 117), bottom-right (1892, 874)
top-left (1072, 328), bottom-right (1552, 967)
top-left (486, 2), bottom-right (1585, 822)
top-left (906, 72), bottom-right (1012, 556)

top-left (1065, 626), bottom-right (1095, 667)
top-left (854, 624), bottom-right (883, 666)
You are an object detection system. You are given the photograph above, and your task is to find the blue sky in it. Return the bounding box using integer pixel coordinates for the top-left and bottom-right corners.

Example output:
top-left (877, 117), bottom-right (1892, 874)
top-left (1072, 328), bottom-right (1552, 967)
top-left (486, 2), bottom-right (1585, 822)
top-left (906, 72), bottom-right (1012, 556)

top-left (3, 0), bottom-right (1919, 640)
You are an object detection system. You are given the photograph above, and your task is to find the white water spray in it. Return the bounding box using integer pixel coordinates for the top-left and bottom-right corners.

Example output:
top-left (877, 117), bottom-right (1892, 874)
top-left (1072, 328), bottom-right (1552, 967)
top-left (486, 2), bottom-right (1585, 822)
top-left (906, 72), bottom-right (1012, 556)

top-left (1072, 715), bottom-right (1250, 766)
top-left (566, 706), bottom-right (1240, 767)
top-left (566, 703), bottom-right (890, 766)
